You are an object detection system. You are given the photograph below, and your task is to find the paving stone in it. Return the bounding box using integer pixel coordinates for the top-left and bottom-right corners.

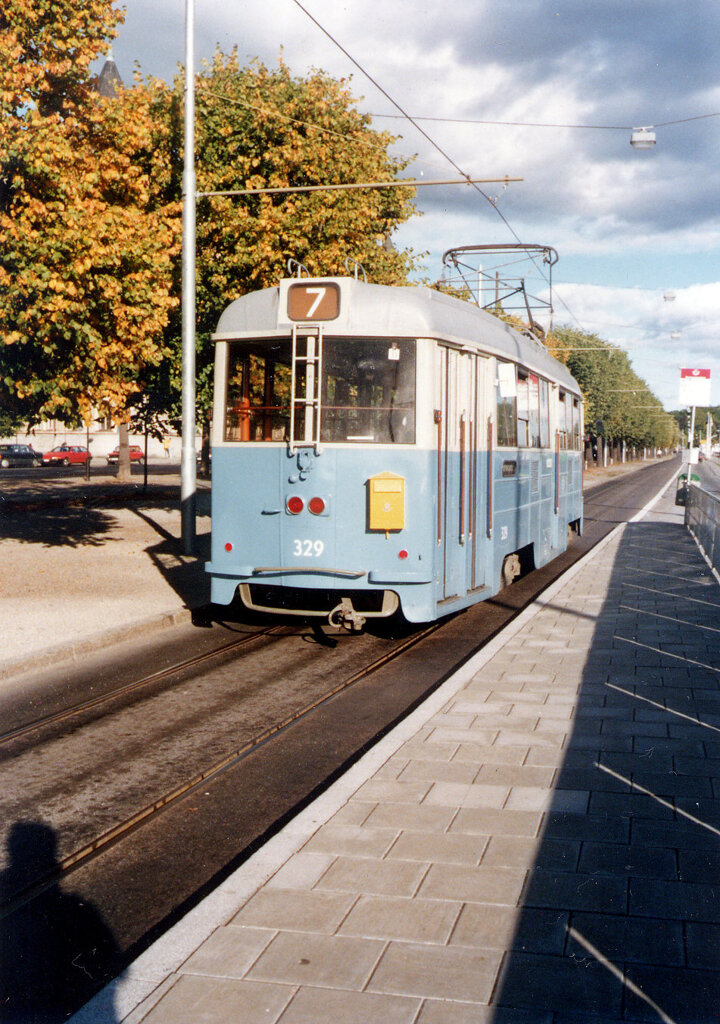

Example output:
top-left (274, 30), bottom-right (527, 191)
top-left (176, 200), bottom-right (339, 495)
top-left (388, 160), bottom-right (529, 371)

top-left (339, 895), bottom-right (461, 944)
top-left (181, 926), bottom-right (275, 978)
top-left (366, 941), bottom-right (502, 1003)
top-left (387, 830), bottom-right (487, 865)
top-left (678, 847), bottom-right (720, 884)
top-left (630, 876), bottom-right (720, 922)
top-left (567, 911), bottom-right (684, 966)
top-left (140, 975), bottom-right (292, 1024)
top-left (507, 787), bottom-right (589, 814)
top-left (355, 778), bottom-right (431, 804)
top-left (423, 781), bottom-right (509, 809)
top-left (492, 951), bottom-right (623, 1018)
top-left (474, 764), bottom-right (556, 788)
top-left (450, 902), bottom-right (568, 955)
top-left (230, 889), bottom-right (354, 934)
top-left (543, 812), bottom-right (630, 844)
top-left (450, 807), bottom-right (543, 838)
top-left (416, 1001), bottom-right (553, 1024)
top-left (265, 852), bottom-right (334, 891)
top-left (453, 743), bottom-right (529, 765)
top-left (577, 841), bottom-right (676, 880)
top-left (623, 962), bottom-right (720, 1023)
top-left (276, 986), bottom-right (420, 1024)
top-left (247, 931), bottom-right (384, 989)
top-left (397, 759), bottom-right (480, 786)
top-left (315, 855), bottom-right (426, 898)
top-left (364, 802), bottom-right (457, 833)
top-left (301, 824), bottom-right (398, 859)
top-left (631, 817), bottom-right (720, 851)
top-left (523, 867), bottom-right (627, 913)
top-left (685, 920), bottom-right (720, 969)
top-left (418, 863), bottom-right (525, 905)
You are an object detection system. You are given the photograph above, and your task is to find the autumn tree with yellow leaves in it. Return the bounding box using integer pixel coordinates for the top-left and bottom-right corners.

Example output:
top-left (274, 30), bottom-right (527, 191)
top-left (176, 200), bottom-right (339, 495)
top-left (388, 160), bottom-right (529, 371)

top-left (0, 0), bottom-right (180, 437)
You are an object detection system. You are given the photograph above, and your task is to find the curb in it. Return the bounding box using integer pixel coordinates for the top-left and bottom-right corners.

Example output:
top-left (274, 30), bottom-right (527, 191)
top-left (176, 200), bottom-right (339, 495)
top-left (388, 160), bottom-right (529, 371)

top-left (0, 605), bottom-right (199, 680)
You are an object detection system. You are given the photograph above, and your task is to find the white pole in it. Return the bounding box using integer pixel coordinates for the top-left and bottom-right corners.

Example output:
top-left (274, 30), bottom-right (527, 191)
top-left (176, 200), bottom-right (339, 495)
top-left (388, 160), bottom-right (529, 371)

top-left (181, 0), bottom-right (197, 553)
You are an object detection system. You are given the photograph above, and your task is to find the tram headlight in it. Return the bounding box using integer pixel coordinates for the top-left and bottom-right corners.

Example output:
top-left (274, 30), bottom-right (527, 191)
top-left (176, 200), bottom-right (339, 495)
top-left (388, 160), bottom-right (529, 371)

top-left (286, 496), bottom-right (304, 515)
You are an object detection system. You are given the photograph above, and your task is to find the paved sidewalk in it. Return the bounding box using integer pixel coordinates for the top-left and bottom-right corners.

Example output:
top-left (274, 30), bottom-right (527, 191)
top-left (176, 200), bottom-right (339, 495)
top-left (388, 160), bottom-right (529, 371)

top-left (0, 471), bottom-right (211, 677)
top-left (69, 471), bottom-right (720, 1023)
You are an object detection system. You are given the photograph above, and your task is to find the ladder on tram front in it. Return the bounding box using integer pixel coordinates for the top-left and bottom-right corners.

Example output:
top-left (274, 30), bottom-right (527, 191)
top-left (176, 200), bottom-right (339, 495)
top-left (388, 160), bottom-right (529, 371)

top-left (289, 325), bottom-right (323, 452)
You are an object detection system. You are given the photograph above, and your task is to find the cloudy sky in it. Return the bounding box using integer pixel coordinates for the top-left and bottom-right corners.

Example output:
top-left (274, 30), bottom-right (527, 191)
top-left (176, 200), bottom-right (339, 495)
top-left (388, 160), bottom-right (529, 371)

top-left (105, 0), bottom-right (720, 410)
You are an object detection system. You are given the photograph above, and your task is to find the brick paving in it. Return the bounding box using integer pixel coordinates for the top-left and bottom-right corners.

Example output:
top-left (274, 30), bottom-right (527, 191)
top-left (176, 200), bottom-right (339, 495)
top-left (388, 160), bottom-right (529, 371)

top-left (73, 478), bottom-right (720, 1024)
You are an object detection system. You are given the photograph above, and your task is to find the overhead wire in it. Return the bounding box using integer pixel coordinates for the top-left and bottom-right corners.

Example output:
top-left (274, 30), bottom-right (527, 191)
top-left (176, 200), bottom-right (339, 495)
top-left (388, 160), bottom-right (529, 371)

top-left (370, 111), bottom-right (720, 131)
top-left (289, 0), bottom-right (588, 334)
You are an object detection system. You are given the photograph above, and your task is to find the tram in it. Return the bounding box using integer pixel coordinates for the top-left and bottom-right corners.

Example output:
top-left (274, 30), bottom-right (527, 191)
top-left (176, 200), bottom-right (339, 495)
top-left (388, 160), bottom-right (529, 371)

top-left (205, 273), bottom-right (583, 629)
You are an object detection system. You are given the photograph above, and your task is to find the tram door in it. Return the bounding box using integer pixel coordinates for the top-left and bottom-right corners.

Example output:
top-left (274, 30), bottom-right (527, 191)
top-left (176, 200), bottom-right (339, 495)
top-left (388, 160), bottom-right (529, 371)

top-left (436, 347), bottom-right (487, 602)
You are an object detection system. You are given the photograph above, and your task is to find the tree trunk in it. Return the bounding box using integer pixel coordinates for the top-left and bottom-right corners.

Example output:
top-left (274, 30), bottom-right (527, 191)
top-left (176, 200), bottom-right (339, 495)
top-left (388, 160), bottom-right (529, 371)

top-left (117, 421), bottom-right (131, 483)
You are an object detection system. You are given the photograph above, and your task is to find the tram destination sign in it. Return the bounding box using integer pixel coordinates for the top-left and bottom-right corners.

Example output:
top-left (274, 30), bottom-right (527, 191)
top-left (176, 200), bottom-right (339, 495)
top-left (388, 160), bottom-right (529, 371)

top-left (288, 283), bottom-right (340, 321)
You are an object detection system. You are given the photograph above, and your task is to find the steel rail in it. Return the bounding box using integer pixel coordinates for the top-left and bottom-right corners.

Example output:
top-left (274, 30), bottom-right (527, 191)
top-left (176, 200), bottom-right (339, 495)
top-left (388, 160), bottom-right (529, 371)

top-left (0, 625), bottom-right (285, 746)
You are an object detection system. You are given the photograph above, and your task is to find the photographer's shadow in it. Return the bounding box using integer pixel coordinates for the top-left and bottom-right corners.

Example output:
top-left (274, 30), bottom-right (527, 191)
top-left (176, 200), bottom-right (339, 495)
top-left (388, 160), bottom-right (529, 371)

top-left (0, 821), bottom-right (118, 1023)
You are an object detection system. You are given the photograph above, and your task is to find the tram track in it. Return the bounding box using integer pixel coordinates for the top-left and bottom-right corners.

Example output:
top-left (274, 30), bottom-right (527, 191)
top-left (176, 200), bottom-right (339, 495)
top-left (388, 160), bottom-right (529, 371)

top-left (0, 624), bottom-right (284, 747)
top-left (0, 619), bottom-right (441, 920)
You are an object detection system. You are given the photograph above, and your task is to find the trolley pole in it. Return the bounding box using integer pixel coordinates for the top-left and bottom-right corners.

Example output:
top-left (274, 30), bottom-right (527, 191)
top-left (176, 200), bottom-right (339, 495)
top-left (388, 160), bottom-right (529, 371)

top-left (181, 0), bottom-right (197, 553)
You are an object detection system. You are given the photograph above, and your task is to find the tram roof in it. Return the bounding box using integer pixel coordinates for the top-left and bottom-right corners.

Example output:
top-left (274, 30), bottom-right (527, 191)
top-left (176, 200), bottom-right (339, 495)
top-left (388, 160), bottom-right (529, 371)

top-left (213, 277), bottom-right (581, 395)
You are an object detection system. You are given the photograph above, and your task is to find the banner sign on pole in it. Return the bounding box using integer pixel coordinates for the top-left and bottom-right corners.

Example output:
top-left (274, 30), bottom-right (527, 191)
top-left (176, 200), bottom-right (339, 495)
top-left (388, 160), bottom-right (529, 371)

top-left (679, 368), bottom-right (711, 406)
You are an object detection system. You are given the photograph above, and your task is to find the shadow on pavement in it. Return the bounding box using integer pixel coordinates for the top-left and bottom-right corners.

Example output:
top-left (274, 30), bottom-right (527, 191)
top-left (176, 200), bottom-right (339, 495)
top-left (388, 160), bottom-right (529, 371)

top-left (491, 519), bottom-right (720, 1023)
top-left (0, 821), bottom-right (119, 1023)
top-left (0, 505), bottom-right (120, 548)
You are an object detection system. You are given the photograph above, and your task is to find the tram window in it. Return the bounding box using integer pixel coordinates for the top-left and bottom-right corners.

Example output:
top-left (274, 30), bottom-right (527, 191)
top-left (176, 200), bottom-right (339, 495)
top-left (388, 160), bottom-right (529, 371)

top-left (539, 378), bottom-right (550, 447)
top-left (517, 372), bottom-right (529, 446)
top-left (224, 341), bottom-right (292, 442)
top-left (321, 338), bottom-right (415, 443)
top-left (557, 392), bottom-right (567, 448)
top-left (572, 397), bottom-right (581, 449)
top-left (528, 374), bottom-right (540, 447)
top-left (496, 362), bottom-right (517, 446)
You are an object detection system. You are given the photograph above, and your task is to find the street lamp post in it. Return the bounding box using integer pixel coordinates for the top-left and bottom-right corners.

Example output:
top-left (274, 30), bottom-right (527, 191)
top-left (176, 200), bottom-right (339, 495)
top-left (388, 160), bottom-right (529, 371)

top-left (181, 0), bottom-right (196, 553)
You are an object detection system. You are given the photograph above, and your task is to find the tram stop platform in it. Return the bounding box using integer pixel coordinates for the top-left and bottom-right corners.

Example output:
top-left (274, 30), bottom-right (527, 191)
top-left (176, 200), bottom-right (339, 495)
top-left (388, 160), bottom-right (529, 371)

top-left (72, 470), bottom-right (720, 1024)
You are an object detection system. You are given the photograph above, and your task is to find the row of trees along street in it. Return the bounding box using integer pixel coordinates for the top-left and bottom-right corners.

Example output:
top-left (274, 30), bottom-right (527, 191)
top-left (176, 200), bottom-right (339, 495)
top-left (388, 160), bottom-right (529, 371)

top-left (0, 1), bottom-right (678, 477)
top-left (547, 326), bottom-right (680, 456)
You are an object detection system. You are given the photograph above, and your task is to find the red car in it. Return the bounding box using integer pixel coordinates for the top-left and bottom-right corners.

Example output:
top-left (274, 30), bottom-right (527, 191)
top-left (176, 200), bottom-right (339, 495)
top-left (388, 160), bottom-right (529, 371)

top-left (43, 444), bottom-right (92, 466)
top-left (106, 445), bottom-right (144, 464)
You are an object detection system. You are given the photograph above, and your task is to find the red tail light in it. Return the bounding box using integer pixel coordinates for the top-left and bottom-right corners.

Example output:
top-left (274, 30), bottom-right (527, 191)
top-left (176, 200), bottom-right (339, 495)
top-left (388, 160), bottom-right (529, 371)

top-left (308, 496), bottom-right (325, 515)
top-left (287, 496), bottom-right (304, 515)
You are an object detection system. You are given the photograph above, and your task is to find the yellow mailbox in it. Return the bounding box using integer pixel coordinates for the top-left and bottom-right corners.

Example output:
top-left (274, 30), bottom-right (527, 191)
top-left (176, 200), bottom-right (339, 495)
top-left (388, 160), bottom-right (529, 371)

top-left (368, 472), bottom-right (405, 532)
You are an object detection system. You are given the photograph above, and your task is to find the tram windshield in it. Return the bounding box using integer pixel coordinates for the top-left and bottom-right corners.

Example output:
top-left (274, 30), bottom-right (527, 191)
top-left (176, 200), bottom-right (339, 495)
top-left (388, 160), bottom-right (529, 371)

top-left (224, 337), bottom-right (416, 444)
top-left (322, 338), bottom-right (415, 443)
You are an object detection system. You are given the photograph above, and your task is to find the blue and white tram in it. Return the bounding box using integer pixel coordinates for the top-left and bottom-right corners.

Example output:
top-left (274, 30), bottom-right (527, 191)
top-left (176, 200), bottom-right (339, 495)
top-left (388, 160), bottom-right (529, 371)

top-left (206, 275), bottom-right (583, 629)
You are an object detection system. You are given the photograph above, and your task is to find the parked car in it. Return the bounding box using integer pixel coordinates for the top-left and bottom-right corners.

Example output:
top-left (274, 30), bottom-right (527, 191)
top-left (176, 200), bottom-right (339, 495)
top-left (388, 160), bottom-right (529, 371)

top-left (42, 444), bottom-right (92, 466)
top-left (0, 443), bottom-right (44, 468)
top-left (106, 445), bottom-right (144, 464)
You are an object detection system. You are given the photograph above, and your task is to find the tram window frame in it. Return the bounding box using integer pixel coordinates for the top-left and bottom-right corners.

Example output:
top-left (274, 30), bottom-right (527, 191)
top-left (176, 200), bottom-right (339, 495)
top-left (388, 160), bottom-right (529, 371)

top-left (222, 336), bottom-right (416, 445)
top-left (517, 369), bottom-right (546, 448)
top-left (321, 337), bottom-right (416, 444)
top-left (224, 340), bottom-right (293, 442)
top-left (539, 378), bottom-right (550, 448)
top-left (572, 396), bottom-right (581, 450)
top-left (496, 361), bottom-right (517, 447)
top-left (558, 391), bottom-right (567, 449)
